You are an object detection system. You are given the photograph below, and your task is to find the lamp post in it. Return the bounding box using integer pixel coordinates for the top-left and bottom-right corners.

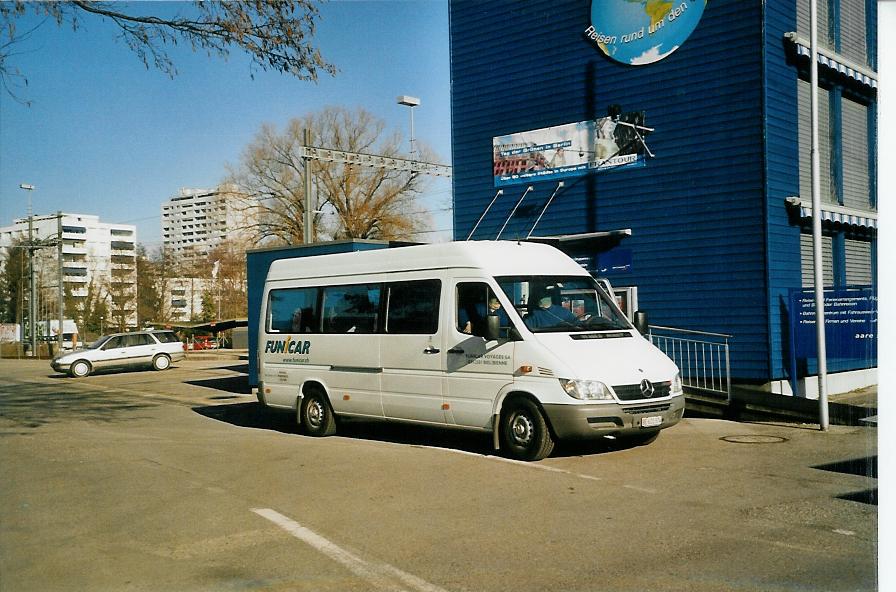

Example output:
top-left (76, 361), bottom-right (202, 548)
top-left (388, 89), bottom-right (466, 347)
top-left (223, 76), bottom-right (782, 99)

top-left (397, 95), bottom-right (420, 157)
top-left (19, 183), bottom-right (37, 357)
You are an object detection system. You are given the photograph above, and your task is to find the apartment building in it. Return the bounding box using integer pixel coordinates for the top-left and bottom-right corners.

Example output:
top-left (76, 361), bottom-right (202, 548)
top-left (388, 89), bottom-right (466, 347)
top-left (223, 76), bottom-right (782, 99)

top-left (161, 185), bottom-right (257, 266)
top-left (165, 276), bottom-right (210, 322)
top-left (0, 213), bottom-right (138, 328)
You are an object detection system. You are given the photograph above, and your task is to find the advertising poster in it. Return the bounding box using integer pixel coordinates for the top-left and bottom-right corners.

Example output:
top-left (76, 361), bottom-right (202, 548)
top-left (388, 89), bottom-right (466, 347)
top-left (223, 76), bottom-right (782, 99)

top-left (788, 287), bottom-right (877, 377)
top-left (492, 113), bottom-right (648, 187)
top-left (585, 0), bottom-right (706, 65)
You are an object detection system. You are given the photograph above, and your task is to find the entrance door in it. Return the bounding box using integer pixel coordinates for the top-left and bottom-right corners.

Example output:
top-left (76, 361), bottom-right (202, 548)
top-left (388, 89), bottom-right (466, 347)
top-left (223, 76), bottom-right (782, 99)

top-left (379, 279), bottom-right (445, 424)
top-left (445, 280), bottom-right (517, 429)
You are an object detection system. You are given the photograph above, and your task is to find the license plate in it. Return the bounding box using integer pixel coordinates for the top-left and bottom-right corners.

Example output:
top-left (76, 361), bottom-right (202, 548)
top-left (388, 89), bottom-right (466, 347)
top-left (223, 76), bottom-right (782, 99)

top-left (641, 415), bottom-right (663, 428)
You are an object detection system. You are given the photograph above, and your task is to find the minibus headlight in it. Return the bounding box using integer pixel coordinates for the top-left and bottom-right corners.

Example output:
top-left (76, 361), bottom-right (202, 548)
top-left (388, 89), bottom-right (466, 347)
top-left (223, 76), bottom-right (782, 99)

top-left (672, 372), bottom-right (683, 396)
top-left (560, 379), bottom-right (614, 401)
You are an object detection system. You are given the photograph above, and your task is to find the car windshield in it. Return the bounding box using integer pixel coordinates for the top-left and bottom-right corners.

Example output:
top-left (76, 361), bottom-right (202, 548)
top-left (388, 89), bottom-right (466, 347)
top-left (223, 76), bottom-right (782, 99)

top-left (87, 336), bottom-right (111, 349)
top-left (496, 275), bottom-right (631, 333)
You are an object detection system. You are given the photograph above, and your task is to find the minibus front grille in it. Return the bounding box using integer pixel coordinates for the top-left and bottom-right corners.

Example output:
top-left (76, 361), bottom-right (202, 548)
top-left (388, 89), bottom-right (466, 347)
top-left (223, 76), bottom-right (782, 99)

top-left (537, 367), bottom-right (554, 377)
top-left (570, 332), bottom-right (632, 340)
top-left (622, 404), bottom-right (671, 415)
top-left (613, 381), bottom-right (671, 401)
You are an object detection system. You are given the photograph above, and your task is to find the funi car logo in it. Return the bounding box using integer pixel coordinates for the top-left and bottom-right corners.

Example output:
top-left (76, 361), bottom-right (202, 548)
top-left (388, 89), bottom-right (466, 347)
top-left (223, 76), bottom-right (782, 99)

top-left (264, 337), bottom-right (311, 355)
top-left (585, 0), bottom-right (706, 65)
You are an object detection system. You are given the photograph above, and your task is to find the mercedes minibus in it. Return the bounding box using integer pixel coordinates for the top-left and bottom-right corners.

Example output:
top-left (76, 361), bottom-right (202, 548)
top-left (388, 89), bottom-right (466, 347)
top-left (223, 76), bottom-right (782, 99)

top-left (257, 241), bottom-right (684, 460)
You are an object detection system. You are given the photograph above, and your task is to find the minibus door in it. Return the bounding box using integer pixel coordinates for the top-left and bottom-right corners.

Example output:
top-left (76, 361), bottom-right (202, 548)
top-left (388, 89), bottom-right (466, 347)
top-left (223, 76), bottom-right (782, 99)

top-left (445, 281), bottom-right (516, 429)
top-left (379, 279), bottom-right (446, 424)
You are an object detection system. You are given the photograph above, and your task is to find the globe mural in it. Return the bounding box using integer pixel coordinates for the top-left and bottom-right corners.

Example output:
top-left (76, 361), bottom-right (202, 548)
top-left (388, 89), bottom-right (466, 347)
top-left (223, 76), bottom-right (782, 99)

top-left (588, 0), bottom-right (706, 65)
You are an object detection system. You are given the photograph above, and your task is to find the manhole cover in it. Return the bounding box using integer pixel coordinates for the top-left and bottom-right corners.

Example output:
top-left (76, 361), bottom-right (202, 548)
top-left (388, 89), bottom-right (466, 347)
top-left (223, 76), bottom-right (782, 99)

top-left (721, 435), bottom-right (788, 444)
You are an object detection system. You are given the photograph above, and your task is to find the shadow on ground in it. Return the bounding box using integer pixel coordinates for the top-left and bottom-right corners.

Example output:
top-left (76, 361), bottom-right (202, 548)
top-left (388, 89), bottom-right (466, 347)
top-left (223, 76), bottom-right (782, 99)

top-left (185, 363), bottom-right (250, 395)
top-left (192, 402), bottom-right (646, 459)
top-left (813, 456), bottom-right (878, 506)
top-left (0, 382), bottom-right (159, 429)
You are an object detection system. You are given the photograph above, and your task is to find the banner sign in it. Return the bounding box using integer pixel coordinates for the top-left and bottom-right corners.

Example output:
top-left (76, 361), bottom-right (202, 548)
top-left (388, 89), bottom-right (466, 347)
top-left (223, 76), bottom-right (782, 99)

top-left (493, 113), bottom-right (647, 187)
top-left (788, 287), bottom-right (877, 380)
top-left (585, 0), bottom-right (706, 66)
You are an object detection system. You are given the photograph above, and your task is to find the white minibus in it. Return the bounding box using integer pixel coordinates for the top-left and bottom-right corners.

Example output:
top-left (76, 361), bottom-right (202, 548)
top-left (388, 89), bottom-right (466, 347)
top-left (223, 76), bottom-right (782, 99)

top-left (257, 241), bottom-right (684, 460)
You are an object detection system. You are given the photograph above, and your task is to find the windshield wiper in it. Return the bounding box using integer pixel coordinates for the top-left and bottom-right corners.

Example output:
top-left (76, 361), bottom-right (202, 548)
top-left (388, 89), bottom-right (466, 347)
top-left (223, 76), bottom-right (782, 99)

top-left (583, 317), bottom-right (625, 330)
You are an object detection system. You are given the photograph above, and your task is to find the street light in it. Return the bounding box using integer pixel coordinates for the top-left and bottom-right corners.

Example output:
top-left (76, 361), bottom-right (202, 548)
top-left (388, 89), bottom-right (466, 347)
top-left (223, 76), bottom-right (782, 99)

top-left (397, 95), bottom-right (420, 157)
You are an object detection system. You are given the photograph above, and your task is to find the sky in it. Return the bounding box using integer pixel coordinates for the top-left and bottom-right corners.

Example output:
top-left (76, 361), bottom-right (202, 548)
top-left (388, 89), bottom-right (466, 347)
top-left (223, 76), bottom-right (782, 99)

top-left (0, 1), bottom-right (453, 248)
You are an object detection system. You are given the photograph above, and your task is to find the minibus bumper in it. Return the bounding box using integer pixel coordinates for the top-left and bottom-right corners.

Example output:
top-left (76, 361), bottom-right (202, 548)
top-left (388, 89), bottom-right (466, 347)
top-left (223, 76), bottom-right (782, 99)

top-left (543, 394), bottom-right (685, 440)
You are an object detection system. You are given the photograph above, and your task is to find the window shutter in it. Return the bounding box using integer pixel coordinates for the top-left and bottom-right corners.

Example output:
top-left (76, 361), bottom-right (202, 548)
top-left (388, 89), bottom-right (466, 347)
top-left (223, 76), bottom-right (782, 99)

top-left (839, 0), bottom-right (868, 65)
top-left (798, 80), bottom-right (836, 205)
top-left (800, 233), bottom-right (834, 288)
top-left (844, 238), bottom-right (872, 285)
top-left (841, 99), bottom-right (871, 210)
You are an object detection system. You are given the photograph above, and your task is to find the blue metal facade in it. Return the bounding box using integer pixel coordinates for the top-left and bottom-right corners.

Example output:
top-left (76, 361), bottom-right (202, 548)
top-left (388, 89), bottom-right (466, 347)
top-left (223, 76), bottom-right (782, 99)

top-left (449, 1), bottom-right (876, 383)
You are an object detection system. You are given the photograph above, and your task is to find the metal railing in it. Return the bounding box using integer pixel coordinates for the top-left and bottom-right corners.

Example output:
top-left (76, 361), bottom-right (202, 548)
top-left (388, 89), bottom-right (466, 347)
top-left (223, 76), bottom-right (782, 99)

top-left (648, 325), bottom-right (732, 402)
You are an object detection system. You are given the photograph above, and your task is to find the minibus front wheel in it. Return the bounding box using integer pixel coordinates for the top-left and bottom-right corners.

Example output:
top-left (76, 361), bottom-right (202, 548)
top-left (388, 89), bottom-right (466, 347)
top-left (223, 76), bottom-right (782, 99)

top-left (299, 386), bottom-right (337, 437)
top-left (500, 397), bottom-right (555, 461)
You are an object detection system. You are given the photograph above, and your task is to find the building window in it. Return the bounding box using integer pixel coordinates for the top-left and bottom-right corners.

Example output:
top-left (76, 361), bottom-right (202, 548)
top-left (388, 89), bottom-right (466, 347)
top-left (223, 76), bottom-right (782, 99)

top-left (844, 238), bottom-right (873, 285)
top-left (796, 0), bottom-right (831, 47)
top-left (839, 0), bottom-right (868, 65)
top-left (841, 98), bottom-right (871, 210)
top-left (798, 80), bottom-right (836, 205)
top-left (800, 233), bottom-right (834, 288)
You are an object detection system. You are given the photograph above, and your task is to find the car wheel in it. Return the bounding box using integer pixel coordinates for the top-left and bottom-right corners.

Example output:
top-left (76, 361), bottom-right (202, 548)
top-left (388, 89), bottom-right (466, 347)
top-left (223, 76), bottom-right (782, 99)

top-left (299, 387), bottom-right (336, 437)
top-left (152, 354), bottom-right (171, 371)
top-left (500, 398), bottom-right (555, 461)
top-left (69, 360), bottom-right (91, 378)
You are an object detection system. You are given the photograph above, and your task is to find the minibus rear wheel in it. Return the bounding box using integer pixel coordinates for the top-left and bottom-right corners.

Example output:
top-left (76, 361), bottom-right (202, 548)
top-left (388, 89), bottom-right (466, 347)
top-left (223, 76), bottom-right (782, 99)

top-left (500, 398), bottom-right (555, 461)
top-left (300, 387), bottom-right (337, 437)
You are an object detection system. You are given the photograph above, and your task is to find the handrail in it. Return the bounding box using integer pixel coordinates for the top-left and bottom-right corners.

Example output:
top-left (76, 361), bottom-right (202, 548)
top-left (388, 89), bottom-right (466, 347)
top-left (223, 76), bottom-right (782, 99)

top-left (648, 325), bottom-right (732, 402)
top-left (649, 325), bottom-right (732, 339)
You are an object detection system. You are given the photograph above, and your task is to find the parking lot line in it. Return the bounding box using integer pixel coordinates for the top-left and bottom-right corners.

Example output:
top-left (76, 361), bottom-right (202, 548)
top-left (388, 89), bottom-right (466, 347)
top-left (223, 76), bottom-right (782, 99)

top-left (251, 508), bottom-right (449, 592)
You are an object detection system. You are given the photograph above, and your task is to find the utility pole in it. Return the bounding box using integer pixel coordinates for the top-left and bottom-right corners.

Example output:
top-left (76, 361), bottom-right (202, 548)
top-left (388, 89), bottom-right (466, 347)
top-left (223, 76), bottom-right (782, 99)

top-left (303, 128), bottom-right (313, 244)
top-left (19, 183), bottom-right (37, 357)
top-left (809, 0), bottom-right (829, 430)
top-left (57, 212), bottom-right (64, 353)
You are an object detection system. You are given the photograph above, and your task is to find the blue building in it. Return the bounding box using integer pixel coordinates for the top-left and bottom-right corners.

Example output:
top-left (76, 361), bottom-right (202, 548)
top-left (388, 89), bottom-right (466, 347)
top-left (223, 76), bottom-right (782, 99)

top-left (449, 0), bottom-right (877, 394)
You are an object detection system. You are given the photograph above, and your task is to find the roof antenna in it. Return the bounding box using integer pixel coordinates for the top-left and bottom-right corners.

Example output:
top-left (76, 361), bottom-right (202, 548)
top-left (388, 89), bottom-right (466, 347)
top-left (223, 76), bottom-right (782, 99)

top-left (496, 186), bottom-right (533, 240)
top-left (466, 189), bottom-right (503, 240)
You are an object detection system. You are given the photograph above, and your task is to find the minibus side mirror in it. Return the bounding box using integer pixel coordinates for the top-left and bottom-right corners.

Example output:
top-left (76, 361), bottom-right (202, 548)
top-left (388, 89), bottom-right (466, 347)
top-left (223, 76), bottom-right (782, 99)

top-left (485, 315), bottom-right (501, 341)
top-left (633, 310), bottom-right (649, 335)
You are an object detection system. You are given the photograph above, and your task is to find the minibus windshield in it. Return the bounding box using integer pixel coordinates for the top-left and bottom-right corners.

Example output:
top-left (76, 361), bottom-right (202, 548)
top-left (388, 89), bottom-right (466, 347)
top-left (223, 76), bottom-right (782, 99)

top-left (496, 275), bottom-right (631, 333)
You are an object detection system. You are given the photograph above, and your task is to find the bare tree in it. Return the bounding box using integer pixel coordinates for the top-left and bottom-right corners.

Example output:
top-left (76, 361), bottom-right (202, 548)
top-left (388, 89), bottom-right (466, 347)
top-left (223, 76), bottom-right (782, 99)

top-left (203, 240), bottom-right (250, 321)
top-left (1, 0), bottom-right (336, 101)
top-left (228, 106), bottom-right (436, 244)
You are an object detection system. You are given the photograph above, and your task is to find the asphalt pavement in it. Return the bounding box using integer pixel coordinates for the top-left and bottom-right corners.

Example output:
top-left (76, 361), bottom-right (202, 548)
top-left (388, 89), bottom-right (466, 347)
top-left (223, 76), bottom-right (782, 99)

top-left (0, 356), bottom-right (882, 592)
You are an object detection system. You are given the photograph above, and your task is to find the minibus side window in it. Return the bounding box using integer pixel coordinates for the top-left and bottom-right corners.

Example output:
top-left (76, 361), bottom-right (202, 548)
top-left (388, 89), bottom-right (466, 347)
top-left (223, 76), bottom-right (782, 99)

top-left (268, 288), bottom-right (320, 333)
top-left (385, 280), bottom-right (440, 334)
top-left (456, 282), bottom-right (511, 338)
top-left (322, 284), bottom-right (381, 334)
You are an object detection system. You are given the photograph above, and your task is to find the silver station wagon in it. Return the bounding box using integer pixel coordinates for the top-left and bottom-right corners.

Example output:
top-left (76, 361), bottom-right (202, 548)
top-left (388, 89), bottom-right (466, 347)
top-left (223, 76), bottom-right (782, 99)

top-left (51, 330), bottom-right (186, 377)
